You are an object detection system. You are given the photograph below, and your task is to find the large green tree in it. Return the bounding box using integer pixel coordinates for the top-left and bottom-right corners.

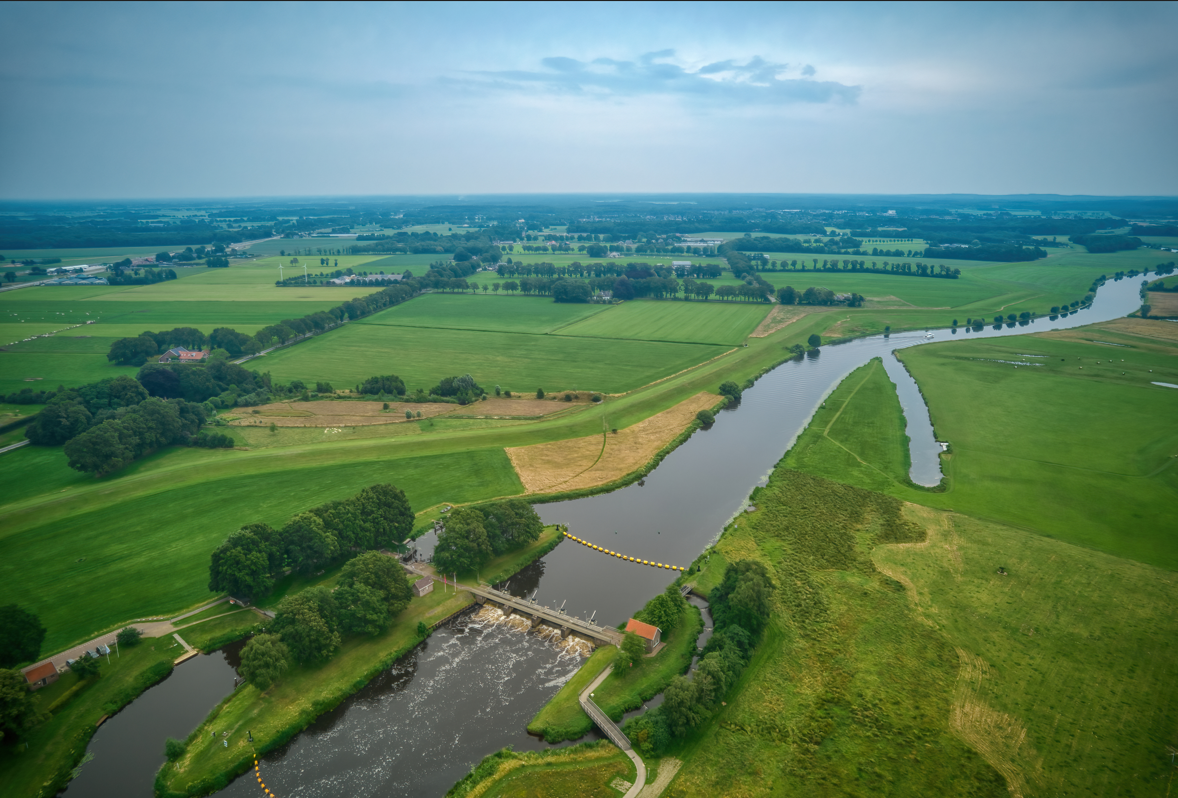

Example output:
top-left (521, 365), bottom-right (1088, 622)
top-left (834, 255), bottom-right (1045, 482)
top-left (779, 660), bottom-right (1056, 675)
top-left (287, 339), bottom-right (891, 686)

top-left (238, 634), bottom-right (289, 691)
top-left (335, 552), bottom-right (411, 635)
top-left (282, 512), bottom-right (340, 574)
top-left (0, 605), bottom-right (46, 668)
top-left (432, 507), bottom-right (493, 575)
top-left (481, 500), bottom-right (543, 554)
top-left (0, 669), bottom-right (43, 741)
top-left (208, 530), bottom-right (275, 600)
top-left (617, 631), bottom-right (646, 672)
top-left (272, 587), bottom-right (340, 662)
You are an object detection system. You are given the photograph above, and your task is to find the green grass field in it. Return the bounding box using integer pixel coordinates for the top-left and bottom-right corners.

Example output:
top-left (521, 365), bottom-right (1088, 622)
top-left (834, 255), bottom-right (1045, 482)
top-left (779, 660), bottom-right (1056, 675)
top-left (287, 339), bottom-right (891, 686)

top-left (356, 291), bottom-right (611, 334)
top-left (0, 445), bottom-right (522, 653)
top-left (874, 509), bottom-right (1178, 798)
top-left (671, 472), bottom-right (1007, 797)
top-left (782, 327), bottom-right (1178, 570)
top-left (556, 299), bottom-right (771, 346)
top-left (259, 319), bottom-right (730, 395)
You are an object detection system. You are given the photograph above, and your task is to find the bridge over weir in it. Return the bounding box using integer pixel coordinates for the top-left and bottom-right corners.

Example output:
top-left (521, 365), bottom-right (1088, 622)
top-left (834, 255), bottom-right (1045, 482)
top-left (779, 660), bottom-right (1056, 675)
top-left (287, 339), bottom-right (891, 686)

top-left (463, 583), bottom-right (624, 648)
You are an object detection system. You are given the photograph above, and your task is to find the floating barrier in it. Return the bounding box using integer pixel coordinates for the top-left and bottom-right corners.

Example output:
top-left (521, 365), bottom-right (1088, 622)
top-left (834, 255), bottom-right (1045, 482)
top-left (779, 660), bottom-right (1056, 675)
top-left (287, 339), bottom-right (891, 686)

top-left (254, 755), bottom-right (275, 796)
top-left (562, 530), bottom-right (685, 570)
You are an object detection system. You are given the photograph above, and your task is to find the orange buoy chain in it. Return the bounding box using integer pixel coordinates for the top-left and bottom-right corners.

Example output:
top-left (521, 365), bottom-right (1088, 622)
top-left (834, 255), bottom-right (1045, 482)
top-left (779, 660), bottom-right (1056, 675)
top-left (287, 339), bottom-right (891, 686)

top-left (562, 530), bottom-right (685, 571)
top-left (254, 755), bottom-right (275, 796)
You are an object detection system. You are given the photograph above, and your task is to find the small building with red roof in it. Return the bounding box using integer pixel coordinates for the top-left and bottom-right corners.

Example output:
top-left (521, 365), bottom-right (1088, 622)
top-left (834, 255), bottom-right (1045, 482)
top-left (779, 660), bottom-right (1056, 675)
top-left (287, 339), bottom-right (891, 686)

top-left (22, 661), bottom-right (59, 691)
top-left (625, 618), bottom-right (662, 653)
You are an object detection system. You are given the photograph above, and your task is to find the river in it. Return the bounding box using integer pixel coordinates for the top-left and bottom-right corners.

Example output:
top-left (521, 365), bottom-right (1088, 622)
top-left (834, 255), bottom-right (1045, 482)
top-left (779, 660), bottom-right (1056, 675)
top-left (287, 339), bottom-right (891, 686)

top-left (70, 272), bottom-right (1159, 797)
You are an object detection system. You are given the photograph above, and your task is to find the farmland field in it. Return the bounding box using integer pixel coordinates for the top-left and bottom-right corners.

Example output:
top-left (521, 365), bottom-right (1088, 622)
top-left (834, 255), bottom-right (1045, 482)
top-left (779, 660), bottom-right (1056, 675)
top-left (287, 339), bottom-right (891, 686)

top-left (259, 320), bottom-right (729, 394)
top-left (356, 291), bottom-right (611, 334)
top-left (556, 299), bottom-right (771, 345)
top-left (0, 444), bottom-right (523, 653)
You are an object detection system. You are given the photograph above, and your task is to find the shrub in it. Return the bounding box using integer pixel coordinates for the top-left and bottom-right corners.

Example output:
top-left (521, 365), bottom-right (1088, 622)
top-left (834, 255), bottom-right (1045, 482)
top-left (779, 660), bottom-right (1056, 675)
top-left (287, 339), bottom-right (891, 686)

top-left (164, 737), bottom-right (186, 762)
top-left (116, 627), bottom-right (143, 647)
top-left (696, 409), bottom-right (715, 426)
top-left (535, 388), bottom-right (545, 399)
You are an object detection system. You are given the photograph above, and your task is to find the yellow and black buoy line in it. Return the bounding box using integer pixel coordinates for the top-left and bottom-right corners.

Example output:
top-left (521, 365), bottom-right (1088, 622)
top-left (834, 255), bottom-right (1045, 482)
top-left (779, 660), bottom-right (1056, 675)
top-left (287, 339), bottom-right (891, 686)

top-left (562, 530), bottom-right (685, 570)
top-left (254, 755), bottom-right (275, 796)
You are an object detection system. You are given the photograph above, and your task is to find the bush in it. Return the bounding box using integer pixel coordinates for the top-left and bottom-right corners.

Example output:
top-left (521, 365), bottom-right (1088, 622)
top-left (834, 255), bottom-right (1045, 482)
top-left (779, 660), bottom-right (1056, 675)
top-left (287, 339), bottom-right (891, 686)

top-left (535, 388), bottom-right (545, 399)
top-left (116, 626), bottom-right (142, 647)
top-left (808, 333), bottom-right (822, 348)
top-left (696, 409), bottom-right (715, 426)
top-left (164, 737), bottom-right (186, 762)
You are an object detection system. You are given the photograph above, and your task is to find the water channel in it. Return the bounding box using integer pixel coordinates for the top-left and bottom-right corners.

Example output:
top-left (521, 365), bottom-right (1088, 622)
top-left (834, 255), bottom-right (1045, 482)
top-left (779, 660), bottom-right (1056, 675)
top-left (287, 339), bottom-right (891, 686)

top-left (71, 273), bottom-right (1159, 797)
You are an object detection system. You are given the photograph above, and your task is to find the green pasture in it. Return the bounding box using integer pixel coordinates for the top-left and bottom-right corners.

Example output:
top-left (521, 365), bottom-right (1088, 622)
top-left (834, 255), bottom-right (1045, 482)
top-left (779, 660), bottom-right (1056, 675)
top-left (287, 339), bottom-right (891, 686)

top-left (0, 244), bottom-right (213, 267)
top-left (259, 321), bottom-right (729, 394)
top-left (357, 292), bottom-right (611, 334)
top-left (673, 472), bottom-right (1006, 797)
top-left (0, 352), bottom-right (138, 395)
top-left (874, 510), bottom-right (1178, 798)
top-left (0, 445), bottom-right (522, 654)
top-left (783, 327), bottom-right (1178, 570)
top-left (556, 300), bottom-right (770, 346)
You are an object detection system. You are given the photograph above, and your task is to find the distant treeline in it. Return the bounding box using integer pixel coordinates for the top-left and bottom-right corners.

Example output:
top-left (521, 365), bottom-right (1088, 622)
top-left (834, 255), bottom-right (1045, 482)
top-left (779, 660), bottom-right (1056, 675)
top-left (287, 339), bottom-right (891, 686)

top-left (1070, 234), bottom-right (1142, 253)
top-left (107, 281), bottom-right (419, 366)
top-left (0, 220), bottom-right (272, 250)
top-left (105, 267), bottom-right (177, 286)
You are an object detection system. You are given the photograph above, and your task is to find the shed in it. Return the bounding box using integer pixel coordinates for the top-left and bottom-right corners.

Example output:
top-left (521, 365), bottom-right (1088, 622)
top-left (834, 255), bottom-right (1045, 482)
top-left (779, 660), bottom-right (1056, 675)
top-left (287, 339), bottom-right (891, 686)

top-left (624, 618), bottom-right (662, 653)
top-left (22, 661), bottom-right (59, 691)
top-left (412, 577), bottom-right (434, 598)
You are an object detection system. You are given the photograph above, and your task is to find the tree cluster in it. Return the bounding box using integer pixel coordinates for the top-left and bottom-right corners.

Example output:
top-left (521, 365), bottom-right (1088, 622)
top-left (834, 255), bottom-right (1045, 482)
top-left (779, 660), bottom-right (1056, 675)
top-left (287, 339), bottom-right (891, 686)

top-left (208, 483), bottom-right (413, 601)
top-left (62, 396), bottom-right (207, 475)
top-left (624, 561), bottom-right (771, 756)
top-left (106, 266), bottom-right (178, 286)
top-left (1070, 233), bottom-right (1142, 253)
top-left (430, 500), bottom-right (544, 575)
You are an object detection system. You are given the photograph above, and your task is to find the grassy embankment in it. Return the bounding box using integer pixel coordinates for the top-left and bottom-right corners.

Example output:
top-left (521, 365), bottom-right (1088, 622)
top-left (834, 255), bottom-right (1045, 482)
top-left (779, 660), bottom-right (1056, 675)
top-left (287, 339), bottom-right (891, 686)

top-left (650, 357), bottom-right (1178, 797)
top-left (527, 602), bottom-right (702, 743)
top-left (784, 321), bottom-right (1178, 570)
top-left (445, 741), bottom-right (637, 798)
top-left (0, 609), bottom-right (262, 798)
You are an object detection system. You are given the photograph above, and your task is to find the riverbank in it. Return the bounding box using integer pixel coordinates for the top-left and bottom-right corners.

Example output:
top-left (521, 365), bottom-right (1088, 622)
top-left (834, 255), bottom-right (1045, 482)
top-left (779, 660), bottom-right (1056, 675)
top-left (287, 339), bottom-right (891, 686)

top-left (445, 740), bottom-right (638, 798)
top-left (154, 527), bottom-right (565, 797)
top-left (527, 601), bottom-right (702, 743)
top-left (0, 607), bottom-right (261, 798)
top-left (156, 587), bottom-right (475, 796)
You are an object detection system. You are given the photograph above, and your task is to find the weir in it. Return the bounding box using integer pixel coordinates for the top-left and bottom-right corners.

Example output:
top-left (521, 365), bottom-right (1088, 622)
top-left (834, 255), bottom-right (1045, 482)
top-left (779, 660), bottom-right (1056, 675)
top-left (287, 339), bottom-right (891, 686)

top-left (463, 582), bottom-right (624, 648)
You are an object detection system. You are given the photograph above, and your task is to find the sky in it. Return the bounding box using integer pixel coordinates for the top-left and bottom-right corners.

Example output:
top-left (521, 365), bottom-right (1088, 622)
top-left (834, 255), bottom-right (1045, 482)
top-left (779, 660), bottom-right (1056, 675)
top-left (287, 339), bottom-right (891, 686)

top-left (1, 1), bottom-right (1176, 199)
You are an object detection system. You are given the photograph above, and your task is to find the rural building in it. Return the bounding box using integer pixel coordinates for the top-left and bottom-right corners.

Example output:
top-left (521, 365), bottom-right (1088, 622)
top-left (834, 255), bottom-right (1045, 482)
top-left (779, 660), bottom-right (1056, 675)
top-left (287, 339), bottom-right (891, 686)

top-left (159, 347), bottom-right (210, 363)
top-left (672, 260), bottom-right (692, 268)
top-left (22, 661), bottom-right (59, 691)
top-left (229, 595), bottom-right (252, 606)
top-left (592, 290), bottom-right (612, 303)
top-left (624, 618), bottom-right (661, 653)
top-left (412, 577), bottom-right (434, 597)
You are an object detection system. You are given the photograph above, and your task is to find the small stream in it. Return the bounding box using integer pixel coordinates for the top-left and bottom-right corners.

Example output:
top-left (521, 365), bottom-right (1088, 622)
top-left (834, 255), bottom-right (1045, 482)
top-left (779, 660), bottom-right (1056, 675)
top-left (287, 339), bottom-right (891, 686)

top-left (73, 273), bottom-right (1158, 797)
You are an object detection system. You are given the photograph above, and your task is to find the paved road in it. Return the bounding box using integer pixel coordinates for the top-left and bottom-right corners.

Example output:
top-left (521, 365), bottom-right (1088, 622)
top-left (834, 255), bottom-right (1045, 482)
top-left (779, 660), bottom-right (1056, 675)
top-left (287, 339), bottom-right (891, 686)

top-left (0, 440), bottom-right (30, 456)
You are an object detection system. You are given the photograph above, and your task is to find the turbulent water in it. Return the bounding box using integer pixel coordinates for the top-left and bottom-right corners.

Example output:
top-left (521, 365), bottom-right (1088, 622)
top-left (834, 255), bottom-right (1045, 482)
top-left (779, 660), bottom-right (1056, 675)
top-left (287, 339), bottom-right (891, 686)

top-left (216, 607), bottom-right (591, 798)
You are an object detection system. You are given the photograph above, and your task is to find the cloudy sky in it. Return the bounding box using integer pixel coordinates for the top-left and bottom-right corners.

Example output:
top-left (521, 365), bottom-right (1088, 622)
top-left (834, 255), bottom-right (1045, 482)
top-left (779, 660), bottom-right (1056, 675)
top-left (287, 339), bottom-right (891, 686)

top-left (1, 1), bottom-right (1175, 199)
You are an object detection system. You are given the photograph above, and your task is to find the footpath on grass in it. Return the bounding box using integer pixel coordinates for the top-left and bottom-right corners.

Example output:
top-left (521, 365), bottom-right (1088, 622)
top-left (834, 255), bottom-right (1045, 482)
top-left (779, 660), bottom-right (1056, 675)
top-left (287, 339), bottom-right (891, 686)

top-left (20, 597), bottom-right (236, 676)
top-left (580, 664), bottom-right (646, 798)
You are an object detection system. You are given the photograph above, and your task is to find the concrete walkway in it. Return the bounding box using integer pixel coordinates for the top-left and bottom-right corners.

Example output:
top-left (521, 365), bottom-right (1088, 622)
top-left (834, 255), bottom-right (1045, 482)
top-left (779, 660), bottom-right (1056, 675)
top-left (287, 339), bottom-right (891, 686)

top-left (0, 440), bottom-right (30, 456)
top-left (579, 665), bottom-right (646, 798)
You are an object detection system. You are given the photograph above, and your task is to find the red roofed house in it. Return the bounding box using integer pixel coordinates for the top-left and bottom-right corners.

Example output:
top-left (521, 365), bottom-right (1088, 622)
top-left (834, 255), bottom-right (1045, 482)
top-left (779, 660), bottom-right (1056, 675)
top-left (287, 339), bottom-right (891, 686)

top-left (625, 618), bottom-right (662, 653)
top-left (159, 347), bottom-right (210, 364)
top-left (22, 661), bottom-right (59, 691)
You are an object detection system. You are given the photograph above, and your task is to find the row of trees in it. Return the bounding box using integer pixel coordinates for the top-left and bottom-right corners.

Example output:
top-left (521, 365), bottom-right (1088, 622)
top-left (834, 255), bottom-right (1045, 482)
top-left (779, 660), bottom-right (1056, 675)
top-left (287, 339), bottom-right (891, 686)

top-left (107, 280), bottom-right (420, 366)
top-left (624, 561), bottom-right (772, 755)
top-left (431, 500), bottom-right (545, 575)
top-left (208, 483), bottom-right (414, 601)
top-left (239, 551), bottom-right (413, 688)
top-left (777, 285), bottom-right (865, 307)
top-left (105, 267), bottom-right (178, 286)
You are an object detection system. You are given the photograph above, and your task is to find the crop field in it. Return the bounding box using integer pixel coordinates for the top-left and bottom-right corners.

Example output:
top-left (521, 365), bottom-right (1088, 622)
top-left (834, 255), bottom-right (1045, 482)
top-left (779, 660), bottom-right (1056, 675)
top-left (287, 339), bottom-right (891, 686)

top-left (259, 321), bottom-right (729, 394)
top-left (556, 299), bottom-right (770, 345)
top-left (783, 323), bottom-right (1178, 570)
top-left (0, 444), bottom-right (523, 653)
top-left (357, 292), bottom-right (610, 334)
